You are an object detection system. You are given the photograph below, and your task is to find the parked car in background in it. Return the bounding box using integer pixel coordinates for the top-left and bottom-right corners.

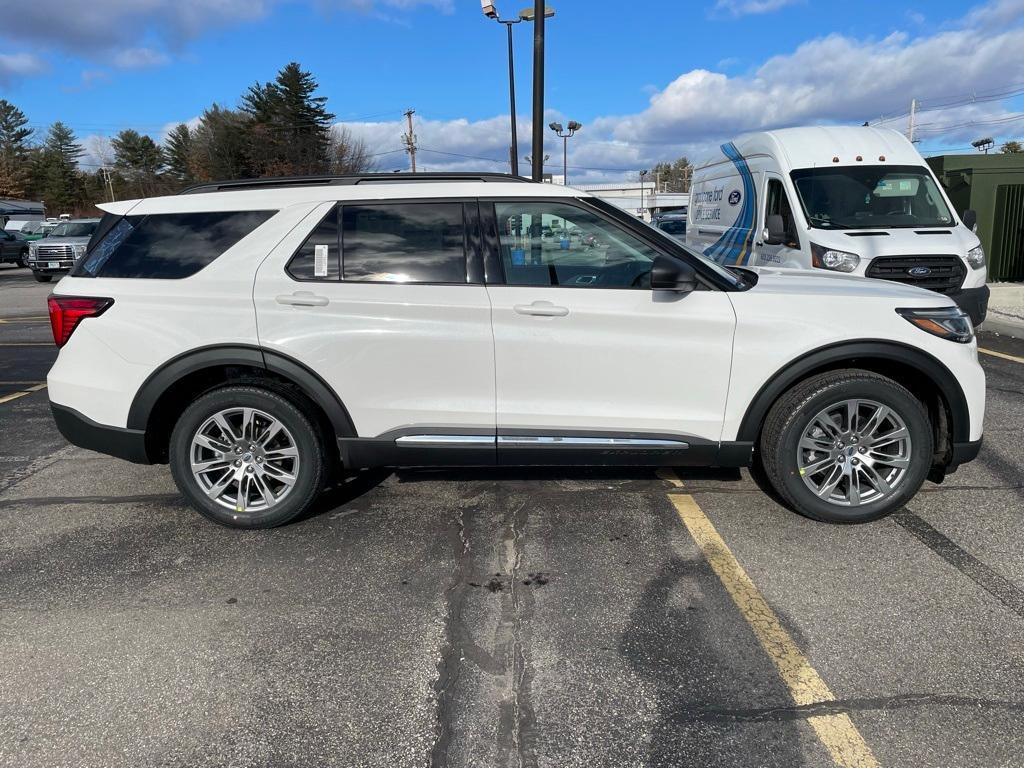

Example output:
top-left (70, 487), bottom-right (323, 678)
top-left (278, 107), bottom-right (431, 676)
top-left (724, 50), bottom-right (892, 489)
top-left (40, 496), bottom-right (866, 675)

top-left (46, 173), bottom-right (983, 529)
top-left (0, 229), bottom-right (29, 268)
top-left (687, 126), bottom-right (989, 324)
top-left (26, 218), bottom-right (100, 282)
top-left (15, 220), bottom-right (54, 241)
top-left (654, 214), bottom-right (687, 242)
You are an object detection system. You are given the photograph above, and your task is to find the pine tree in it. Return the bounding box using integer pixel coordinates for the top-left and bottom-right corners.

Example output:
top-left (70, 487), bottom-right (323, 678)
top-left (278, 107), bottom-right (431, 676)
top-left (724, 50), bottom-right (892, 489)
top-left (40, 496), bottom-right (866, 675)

top-left (164, 123), bottom-right (195, 184)
top-left (112, 129), bottom-right (165, 197)
top-left (242, 62), bottom-right (335, 176)
top-left (0, 99), bottom-right (33, 198)
top-left (33, 122), bottom-right (84, 213)
top-left (190, 104), bottom-right (253, 181)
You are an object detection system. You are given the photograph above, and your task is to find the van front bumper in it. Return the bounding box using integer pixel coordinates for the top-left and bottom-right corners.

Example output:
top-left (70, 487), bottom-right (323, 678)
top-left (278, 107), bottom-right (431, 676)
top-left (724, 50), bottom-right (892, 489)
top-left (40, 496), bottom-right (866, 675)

top-left (950, 285), bottom-right (989, 326)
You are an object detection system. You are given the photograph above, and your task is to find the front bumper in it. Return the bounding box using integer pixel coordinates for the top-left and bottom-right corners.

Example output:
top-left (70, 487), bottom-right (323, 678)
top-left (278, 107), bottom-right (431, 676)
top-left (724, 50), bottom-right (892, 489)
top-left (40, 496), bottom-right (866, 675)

top-left (949, 285), bottom-right (989, 326)
top-left (51, 402), bottom-right (151, 464)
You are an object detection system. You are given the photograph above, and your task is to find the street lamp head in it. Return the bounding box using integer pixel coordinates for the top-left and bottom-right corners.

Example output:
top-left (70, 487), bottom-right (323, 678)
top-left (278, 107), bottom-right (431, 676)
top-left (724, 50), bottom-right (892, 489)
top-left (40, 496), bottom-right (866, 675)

top-left (481, 1), bottom-right (499, 18)
top-left (549, 122), bottom-right (563, 133)
top-left (518, 5), bottom-right (555, 20)
top-left (567, 120), bottom-right (582, 132)
top-left (640, 169), bottom-right (649, 177)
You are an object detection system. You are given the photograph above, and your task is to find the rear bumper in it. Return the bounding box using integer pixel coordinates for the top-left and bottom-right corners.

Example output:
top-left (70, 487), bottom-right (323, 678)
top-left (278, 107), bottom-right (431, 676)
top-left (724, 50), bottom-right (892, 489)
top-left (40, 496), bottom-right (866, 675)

top-left (950, 285), bottom-right (989, 326)
top-left (50, 402), bottom-right (151, 464)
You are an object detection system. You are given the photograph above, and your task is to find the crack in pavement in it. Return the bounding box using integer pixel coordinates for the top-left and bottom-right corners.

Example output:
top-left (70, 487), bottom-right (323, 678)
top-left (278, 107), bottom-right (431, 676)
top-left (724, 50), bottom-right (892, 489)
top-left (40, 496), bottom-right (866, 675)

top-left (0, 493), bottom-right (184, 509)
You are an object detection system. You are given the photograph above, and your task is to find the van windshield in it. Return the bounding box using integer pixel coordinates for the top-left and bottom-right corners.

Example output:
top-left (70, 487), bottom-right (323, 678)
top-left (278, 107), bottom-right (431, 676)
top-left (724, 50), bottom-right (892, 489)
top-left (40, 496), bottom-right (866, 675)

top-left (791, 165), bottom-right (954, 230)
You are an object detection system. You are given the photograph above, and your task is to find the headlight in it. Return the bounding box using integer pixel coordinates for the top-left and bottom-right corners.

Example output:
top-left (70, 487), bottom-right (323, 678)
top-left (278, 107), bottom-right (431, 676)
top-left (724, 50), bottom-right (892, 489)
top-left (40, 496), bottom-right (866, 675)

top-left (810, 243), bottom-right (860, 273)
top-left (966, 245), bottom-right (985, 269)
top-left (71, 244), bottom-right (87, 260)
top-left (897, 306), bottom-right (974, 344)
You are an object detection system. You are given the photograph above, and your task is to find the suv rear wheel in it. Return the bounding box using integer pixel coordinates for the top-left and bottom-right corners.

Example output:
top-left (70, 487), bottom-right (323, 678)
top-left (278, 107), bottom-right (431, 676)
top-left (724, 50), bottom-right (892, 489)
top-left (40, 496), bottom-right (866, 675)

top-left (169, 386), bottom-right (325, 528)
top-left (760, 370), bottom-right (933, 523)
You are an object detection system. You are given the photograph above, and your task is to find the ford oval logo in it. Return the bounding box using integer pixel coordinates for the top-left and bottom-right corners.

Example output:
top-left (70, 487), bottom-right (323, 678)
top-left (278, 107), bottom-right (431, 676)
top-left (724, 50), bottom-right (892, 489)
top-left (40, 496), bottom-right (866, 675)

top-left (728, 190), bottom-right (742, 206)
top-left (908, 266), bottom-right (932, 277)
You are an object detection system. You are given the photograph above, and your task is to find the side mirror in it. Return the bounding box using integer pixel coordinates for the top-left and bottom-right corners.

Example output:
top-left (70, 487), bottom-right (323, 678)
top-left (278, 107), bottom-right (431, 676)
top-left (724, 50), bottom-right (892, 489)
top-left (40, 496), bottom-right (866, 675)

top-left (962, 209), bottom-right (977, 230)
top-left (651, 255), bottom-right (697, 293)
top-left (764, 214), bottom-right (786, 245)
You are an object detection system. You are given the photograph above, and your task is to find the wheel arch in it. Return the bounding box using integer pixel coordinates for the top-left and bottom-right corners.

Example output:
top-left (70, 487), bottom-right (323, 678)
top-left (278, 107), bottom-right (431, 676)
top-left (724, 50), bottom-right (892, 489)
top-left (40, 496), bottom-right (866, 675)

top-left (736, 340), bottom-right (970, 453)
top-left (127, 344), bottom-right (357, 463)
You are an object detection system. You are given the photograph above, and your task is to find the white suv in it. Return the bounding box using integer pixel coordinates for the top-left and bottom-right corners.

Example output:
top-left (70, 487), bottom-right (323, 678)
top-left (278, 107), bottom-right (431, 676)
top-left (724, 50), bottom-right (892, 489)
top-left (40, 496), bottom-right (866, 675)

top-left (45, 173), bottom-right (985, 528)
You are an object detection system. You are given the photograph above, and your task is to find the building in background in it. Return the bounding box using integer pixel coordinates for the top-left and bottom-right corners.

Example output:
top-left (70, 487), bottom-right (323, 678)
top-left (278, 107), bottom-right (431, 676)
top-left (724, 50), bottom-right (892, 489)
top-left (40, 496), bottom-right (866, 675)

top-left (0, 199), bottom-right (44, 229)
top-left (927, 154), bottom-right (1024, 282)
top-left (562, 181), bottom-right (688, 222)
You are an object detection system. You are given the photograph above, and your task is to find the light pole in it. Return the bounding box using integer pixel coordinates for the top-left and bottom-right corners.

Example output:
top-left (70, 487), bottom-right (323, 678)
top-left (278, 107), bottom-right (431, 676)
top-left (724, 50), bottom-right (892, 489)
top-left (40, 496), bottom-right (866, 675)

top-left (482, 2), bottom-right (554, 178)
top-left (549, 120), bottom-right (581, 185)
top-left (639, 169), bottom-right (649, 220)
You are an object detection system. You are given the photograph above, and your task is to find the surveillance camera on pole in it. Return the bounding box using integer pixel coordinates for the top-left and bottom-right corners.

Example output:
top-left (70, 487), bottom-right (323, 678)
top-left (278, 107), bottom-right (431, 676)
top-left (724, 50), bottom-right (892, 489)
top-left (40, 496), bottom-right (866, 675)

top-left (481, 1), bottom-right (499, 18)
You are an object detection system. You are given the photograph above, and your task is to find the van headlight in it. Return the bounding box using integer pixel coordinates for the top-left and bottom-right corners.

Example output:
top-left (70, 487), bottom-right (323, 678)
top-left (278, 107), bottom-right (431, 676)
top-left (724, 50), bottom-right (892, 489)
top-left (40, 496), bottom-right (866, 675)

top-left (966, 245), bottom-right (985, 269)
top-left (810, 243), bottom-right (860, 273)
top-left (897, 307), bottom-right (974, 344)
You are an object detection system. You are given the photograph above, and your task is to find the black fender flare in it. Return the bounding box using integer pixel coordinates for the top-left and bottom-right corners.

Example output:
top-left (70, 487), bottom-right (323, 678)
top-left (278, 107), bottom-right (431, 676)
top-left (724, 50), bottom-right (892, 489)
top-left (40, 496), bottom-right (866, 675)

top-left (126, 344), bottom-right (357, 438)
top-left (735, 340), bottom-right (971, 444)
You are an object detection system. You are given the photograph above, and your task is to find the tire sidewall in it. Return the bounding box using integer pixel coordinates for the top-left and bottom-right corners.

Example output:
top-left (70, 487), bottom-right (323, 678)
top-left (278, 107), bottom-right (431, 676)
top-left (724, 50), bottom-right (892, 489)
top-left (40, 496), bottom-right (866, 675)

top-left (170, 387), bottom-right (323, 529)
top-left (774, 378), bottom-right (933, 523)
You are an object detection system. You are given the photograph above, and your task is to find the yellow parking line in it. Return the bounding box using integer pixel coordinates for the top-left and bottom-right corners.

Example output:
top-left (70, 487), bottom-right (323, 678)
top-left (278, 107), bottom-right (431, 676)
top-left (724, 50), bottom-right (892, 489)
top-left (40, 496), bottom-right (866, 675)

top-left (667, 484), bottom-right (880, 768)
top-left (0, 382), bottom-right (46, 405)
top-left (979, 347), bottom-right (1024, 365)
top-left (0, 342), bottom-right (53, 347)
top-left (0, 317), bottom-right (48, 324)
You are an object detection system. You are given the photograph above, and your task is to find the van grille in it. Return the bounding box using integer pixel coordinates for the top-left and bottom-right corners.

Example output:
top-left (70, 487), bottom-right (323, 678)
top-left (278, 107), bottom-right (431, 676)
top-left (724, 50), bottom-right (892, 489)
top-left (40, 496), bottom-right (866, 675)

top-left (865, 255), bottom-right (966, 294)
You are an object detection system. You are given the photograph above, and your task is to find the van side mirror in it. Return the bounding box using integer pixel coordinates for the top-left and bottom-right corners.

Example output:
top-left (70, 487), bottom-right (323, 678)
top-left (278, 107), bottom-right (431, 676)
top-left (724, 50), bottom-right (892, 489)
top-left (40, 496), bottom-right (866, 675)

top-left (651, 255), bottom-right (697, 293)
top-left (763, 214), bottom-right (786, 245)
top-left (962, 209), bottom-right (977, 230)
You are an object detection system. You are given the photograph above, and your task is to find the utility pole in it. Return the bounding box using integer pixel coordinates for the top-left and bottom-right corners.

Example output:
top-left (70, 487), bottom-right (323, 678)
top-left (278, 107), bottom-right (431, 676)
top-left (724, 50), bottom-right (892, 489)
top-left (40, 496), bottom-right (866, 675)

top-left (100, 167), bottom-right (115, 202)
top-left (908, 98), bottom-right (917, 143)
top-left (531, 0), bottom-right (545, 182)
top-left (403, 109), bottom-right (418, 173)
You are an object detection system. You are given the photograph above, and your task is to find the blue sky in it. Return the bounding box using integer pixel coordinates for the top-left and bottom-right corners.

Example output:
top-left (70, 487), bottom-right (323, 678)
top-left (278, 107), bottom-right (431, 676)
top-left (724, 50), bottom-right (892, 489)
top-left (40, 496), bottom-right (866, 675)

top-left (2, 0), bottom-right (1024, 180)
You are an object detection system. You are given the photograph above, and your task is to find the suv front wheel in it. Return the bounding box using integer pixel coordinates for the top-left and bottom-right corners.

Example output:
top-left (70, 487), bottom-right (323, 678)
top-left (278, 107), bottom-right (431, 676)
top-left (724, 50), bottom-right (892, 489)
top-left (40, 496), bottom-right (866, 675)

top-left (169, 386), bottom-right (325, 528)
top-left (760, 370), bottom-right (933, 523)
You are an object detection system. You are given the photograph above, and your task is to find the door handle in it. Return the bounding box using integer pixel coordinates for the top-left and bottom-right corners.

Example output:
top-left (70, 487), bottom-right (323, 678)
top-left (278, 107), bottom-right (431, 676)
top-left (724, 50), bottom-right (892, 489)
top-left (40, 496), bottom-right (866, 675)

top-left (514, 300), bottom-right (569, 317)
top-left (276, 291), bottom-right (329, 307)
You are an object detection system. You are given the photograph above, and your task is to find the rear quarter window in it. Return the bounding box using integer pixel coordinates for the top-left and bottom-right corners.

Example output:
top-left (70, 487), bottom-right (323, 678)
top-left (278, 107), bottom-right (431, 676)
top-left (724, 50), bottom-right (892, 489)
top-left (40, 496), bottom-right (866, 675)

top-left (73, 210), bottom-right (275, 279)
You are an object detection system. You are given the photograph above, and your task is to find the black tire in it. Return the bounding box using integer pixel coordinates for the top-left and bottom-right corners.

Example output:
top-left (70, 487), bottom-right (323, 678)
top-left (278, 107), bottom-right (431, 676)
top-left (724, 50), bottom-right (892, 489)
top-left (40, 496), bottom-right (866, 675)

top-left (759, 370), bottom-right (933, 523)
top-left (169, 386), bottom-right (326, 529)
top-left (17, 250), bottom-right (27, 268)
top-left (33, 272), bottom-right (52, 282)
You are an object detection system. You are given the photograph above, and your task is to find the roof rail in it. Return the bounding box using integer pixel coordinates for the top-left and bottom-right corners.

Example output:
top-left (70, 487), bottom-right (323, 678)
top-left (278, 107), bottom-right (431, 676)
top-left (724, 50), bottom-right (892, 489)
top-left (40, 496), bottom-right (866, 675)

top-left (179, 172), bottom-right (532, 195)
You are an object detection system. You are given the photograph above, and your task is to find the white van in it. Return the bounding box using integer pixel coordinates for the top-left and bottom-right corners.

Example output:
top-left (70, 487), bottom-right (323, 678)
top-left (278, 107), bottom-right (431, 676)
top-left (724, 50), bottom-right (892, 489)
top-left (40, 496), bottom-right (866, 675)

top-left (686, 126), bottom-right (989, 324)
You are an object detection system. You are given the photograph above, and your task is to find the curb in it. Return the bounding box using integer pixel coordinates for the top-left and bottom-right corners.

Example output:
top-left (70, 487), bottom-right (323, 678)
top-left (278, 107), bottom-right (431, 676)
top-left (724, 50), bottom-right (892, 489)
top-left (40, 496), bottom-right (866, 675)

top-left (980, 316), bottom-right (1024, 339)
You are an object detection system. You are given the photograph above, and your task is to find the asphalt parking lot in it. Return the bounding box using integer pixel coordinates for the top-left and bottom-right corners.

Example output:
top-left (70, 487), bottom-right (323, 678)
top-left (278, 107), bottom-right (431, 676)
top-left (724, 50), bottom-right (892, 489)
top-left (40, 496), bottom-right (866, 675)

top-left (2, 262), bottom-right (1024, 768)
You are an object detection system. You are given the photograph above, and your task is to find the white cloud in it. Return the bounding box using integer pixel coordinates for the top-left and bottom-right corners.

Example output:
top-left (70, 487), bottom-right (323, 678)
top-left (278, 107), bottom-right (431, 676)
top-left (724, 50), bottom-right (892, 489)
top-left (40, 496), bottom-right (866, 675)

top-left (0, 52), bottom-right (47, 83)
top-left (712, 0), bottom-right (802, 17)
top-left (113, 48), bottom-right (171, 70)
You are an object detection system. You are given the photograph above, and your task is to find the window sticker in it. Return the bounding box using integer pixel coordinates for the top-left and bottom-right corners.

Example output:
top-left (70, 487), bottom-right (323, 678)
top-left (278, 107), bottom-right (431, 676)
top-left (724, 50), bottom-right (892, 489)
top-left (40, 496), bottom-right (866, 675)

top-left (314, 244), bottom-right (328, 277)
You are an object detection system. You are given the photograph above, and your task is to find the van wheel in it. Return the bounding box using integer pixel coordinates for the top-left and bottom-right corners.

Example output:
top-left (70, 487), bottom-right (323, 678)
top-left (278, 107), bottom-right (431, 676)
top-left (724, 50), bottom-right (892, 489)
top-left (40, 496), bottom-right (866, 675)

top-left (169, 386), bottom-right (325, 529)
top-left (33, 273), bottom-right (52, 283)
top-left (759, 370), bottom-right (933, 523)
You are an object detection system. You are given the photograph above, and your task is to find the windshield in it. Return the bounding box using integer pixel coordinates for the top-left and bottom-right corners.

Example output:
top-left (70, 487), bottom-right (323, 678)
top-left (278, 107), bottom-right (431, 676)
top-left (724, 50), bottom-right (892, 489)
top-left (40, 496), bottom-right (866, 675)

top-left (49, 221), bottom-right (98, 238)
top-left (791, 165), bottom-right (954, 230)
top-left (657, 220), bottom-right (687, 235)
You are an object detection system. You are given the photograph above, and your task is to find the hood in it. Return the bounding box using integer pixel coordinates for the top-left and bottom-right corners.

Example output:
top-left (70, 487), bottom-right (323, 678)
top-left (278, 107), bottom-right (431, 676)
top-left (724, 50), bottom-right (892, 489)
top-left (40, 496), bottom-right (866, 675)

top-left (805, 225), bottom-right (978, 259)
top-left (746, 266), bottom-right (955, 304)
top-left (33, 234), bottom-right (92, 245)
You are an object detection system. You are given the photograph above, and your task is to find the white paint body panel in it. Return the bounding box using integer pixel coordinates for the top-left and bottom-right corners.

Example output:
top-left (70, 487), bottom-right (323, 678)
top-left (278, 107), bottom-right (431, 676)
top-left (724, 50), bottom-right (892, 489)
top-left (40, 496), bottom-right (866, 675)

top-left (487, 286), bottom-right (735, 441)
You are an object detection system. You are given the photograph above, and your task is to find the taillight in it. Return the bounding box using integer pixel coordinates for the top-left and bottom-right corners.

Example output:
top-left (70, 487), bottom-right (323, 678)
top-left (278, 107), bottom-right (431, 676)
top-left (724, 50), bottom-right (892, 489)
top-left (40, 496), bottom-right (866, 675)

top-left (47, 295), bottom-right (113, 348)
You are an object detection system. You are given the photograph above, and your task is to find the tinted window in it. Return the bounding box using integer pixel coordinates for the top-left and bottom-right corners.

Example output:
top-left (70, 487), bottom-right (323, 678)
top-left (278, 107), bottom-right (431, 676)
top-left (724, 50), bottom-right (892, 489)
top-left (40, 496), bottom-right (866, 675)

top-left (493, 201), bottom-right (659, 288)
top-left (74, 210), bottom-right (274, 279)
top-left (287, 207), bottom-right (340, 281)
top-left (342, 203), bottom-right (466, 284)
top-left (766, 179), bottom-right (799, 247)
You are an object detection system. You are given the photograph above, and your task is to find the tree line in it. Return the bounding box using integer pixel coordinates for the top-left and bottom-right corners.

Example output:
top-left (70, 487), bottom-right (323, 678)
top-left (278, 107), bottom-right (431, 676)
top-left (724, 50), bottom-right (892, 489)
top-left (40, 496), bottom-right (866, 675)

top-left (0, 62), bottom-right (376, 216)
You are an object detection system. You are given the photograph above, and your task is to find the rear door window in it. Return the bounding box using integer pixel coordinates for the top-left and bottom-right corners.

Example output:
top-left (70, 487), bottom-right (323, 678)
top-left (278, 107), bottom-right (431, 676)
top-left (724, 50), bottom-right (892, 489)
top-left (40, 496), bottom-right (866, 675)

top-left (74, 210), bottom-right (274, 279)
top-left (341, 202), bottom-right (467, 284)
